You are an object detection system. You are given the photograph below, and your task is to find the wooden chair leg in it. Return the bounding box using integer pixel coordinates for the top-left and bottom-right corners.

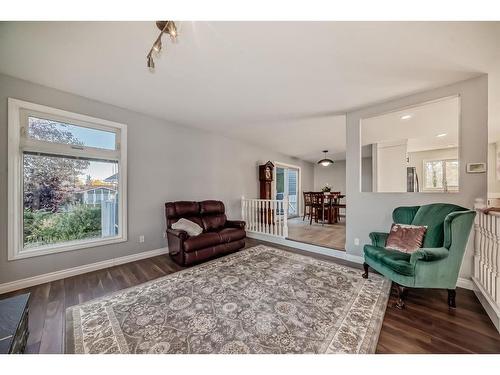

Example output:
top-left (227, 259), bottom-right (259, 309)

top-left (362, 263), bottom-right (369, 279)
top-left (447, 289), bottom-right (456, 308)
top-left (395, 284), bottom-right (408, 310)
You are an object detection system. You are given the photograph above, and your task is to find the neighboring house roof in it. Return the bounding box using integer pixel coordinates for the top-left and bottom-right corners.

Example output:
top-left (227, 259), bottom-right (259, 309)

top-left (104, 173), bottom-right (118, 183)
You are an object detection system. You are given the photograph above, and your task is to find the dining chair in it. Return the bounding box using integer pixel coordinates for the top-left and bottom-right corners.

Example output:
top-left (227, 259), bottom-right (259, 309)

top-left (310, 192), bottom-right (329, 225)
top-left (302, 192), bottom-right (312, 221)
top-left (334, 202), bottom-right (346, 222)
top-left (330, 192), bottom-right (345, 223)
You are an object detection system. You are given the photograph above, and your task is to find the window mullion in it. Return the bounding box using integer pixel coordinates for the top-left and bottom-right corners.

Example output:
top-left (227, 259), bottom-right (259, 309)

top-left (442, 160), bottom-right (448, 192)
top-left (21, 138), bottom-right (121, 161)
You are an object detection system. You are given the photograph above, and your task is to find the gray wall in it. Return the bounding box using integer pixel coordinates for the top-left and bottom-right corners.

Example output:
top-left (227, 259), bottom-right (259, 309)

top-left (346, 75), bottom-right (488, 280)
top-left (314, 161), bottom-right (346, 193)
top-left (0, 74), bottom-right (314, 284)
top-left (314, 158), bottom-right (372, 196)
top-left (361, 157), bottom-right (373, 193)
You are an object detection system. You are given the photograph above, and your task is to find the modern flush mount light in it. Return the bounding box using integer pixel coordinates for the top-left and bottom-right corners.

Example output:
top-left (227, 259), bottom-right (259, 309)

top-left (400, 114), bottom-right (412, 120)
top-left (317, 150), bottom-right (334, 167)
top-left (437, 133), bottom-right (447, 137)
top-left (147, 21), bottom-right (178, 71)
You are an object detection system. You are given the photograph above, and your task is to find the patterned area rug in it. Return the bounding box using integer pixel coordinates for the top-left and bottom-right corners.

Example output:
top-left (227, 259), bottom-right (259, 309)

top-left (65, 245), bottom-right (391, 354)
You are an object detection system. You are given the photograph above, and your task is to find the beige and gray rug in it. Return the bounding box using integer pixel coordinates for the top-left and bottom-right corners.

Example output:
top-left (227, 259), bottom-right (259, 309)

top-left (65, 245), bottom-right (391, 354)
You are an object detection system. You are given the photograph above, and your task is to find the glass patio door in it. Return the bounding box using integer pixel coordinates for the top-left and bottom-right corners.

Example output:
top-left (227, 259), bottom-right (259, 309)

top-left (276, 166), bottom-right (299, 217)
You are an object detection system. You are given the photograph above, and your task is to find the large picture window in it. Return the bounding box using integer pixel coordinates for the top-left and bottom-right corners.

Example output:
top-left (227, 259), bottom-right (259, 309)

top-left (423, 158), bottom-right (459, 192)
top-left (8, 99), bottom-right (127, 260)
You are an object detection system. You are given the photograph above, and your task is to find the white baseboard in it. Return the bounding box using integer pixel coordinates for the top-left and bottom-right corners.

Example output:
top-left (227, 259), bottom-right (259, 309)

top-left (471, 276), bottom-right (500, 333)
top-left (0, 247), bottom-right (169, 295)
top-left (246, 232), bottom-right (364, 265)
top-left (456, 277), bottom-right (474, 290)
top-left (0, 237), bottom-right (475, 298)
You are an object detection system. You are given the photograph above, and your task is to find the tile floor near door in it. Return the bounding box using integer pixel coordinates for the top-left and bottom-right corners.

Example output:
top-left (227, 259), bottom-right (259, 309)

top-left (287, 216), bottom-right (346, 250)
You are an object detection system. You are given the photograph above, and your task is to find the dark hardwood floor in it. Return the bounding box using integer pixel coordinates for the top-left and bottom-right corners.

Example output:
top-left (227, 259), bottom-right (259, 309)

top-left (1, 238), bottom-right (499, 354)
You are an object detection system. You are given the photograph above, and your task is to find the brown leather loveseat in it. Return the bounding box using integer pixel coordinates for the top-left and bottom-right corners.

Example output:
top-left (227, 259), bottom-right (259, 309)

top-left (165, 200), bottom-right (246, 266)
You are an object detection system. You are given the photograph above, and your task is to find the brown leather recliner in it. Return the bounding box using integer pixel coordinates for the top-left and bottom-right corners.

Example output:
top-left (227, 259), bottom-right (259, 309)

top-left (165, 200), bottom-right (246, 266)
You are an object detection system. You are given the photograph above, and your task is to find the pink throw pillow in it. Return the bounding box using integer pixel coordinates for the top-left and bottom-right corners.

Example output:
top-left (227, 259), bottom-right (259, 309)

top-left (385, 224), bottom-right (427, 253)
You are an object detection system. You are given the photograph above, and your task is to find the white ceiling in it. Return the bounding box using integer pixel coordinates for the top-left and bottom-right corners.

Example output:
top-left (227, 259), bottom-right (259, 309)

top-left (362, 96), bottom-right (460, 153)
top-left (1, 22), bottom-right (500, 162)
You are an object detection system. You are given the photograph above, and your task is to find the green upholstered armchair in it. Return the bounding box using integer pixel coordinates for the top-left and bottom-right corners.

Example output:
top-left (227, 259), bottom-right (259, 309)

top-left (362, 203), bottom-right (476, 309)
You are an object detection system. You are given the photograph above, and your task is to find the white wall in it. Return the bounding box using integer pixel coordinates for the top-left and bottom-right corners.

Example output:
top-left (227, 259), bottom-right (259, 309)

top-left (373, 140), bottom-right (408, 192)
top-left (0, 73), bottom-right (314, 284)
top-left (346, 75), bottom-right (488, 281)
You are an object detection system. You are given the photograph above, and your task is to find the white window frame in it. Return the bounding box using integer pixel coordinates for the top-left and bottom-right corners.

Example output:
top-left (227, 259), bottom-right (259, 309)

top-left (422, 158), bottom-right (459, 193)
top-left (8, 98), bottom-right (128, 260)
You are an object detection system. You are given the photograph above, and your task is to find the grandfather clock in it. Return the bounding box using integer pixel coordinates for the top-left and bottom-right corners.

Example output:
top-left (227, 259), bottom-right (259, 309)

top-left (259, 161), bottom-right (274, 199)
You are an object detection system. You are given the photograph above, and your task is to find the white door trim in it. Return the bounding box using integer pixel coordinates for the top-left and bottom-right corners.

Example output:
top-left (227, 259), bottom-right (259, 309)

top-left (273, 161), bottom-right (302, 217)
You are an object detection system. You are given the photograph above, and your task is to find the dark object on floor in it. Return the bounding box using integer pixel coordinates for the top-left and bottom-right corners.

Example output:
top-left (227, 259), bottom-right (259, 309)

top-left (165, 200), bottom-right (246, 266)
top-left (362, 203), bottom-right (476, 309)
top-left (0, 293), bottom-right (30, 354)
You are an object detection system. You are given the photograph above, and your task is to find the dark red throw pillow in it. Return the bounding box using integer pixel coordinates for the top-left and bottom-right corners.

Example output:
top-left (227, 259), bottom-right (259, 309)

top-left (385, 224), bottom-right (427, 253)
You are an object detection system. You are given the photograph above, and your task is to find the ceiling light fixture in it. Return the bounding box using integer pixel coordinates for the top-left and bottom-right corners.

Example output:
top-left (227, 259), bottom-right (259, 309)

top-left (400, 114), bottom-right (412, 120)
top-left (317, 150), bottom-right (334, 167)
top-left (147, 21), bottom-right (178, 71)
top-left (152, 38), bottom-right (162, 53)
top-left (147, 55), bottom-right (155, 69)
top-left (166, 21), bottom-right (178, 42)
top-left (437, 133), bottom-right (447, 137)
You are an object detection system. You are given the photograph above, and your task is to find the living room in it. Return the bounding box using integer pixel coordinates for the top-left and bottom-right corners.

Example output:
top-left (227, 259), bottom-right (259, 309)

top-left (1, 1), bottom-right (500, 373)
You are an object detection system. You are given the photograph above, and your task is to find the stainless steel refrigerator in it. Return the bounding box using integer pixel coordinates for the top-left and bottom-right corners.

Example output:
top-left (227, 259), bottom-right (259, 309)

top-left (407, 167), bottom-right (420, 192)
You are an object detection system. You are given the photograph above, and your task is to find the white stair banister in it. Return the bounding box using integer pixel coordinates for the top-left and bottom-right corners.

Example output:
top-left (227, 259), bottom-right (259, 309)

top-left (283, 195), bottom-right (289, 238)
top-left (241, 197), bottom-right (288, 239)
top-left (473, 202), bottom-right (500, 332)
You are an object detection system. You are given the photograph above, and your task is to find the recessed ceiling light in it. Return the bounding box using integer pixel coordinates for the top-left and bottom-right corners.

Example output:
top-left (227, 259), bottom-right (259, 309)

top-left (400, 114), bottom-right (412, 120)
top-left (436, 133), bottom-right (447, 137)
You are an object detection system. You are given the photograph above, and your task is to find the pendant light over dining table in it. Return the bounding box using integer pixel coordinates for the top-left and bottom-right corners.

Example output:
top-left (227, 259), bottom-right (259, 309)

top-left (147, 21), bottom-right (178, 71)
top-left (317, 150), bottom-right (334, 167)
